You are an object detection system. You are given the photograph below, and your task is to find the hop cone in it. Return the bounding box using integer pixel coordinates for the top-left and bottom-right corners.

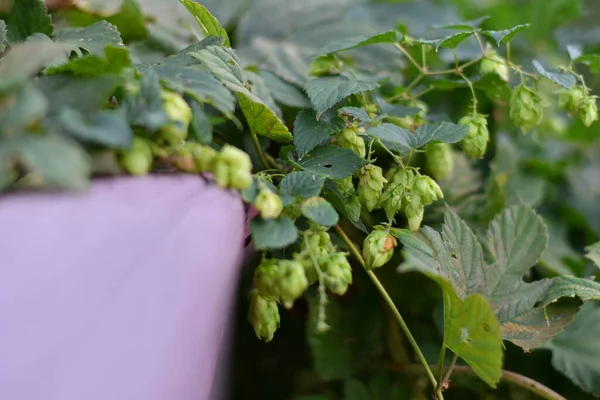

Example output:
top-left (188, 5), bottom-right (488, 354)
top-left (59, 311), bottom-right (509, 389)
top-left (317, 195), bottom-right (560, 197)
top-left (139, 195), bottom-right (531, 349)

top-left (248, 289), bottom-right (280, 342)
top-left (337, 127), bottom-right (366, 158)
top-left (425, 143), bottom-right (454, 180)
top-left (458, 113), bottom-right (489, 159)
top-left (578, 96), bottom-right (598, 127)
top-left (358, 164), bottom-right (387, 211)
top-left (324, 253), bottom-right (353, 295)
top-left (254, 189), bottom-right (283, 219)
top-left (480, 51), bottom-right (509, 82)
top-left (363, 230), bottom-right (397, 270)
top-left (509, 84), bottom-right (543, 133)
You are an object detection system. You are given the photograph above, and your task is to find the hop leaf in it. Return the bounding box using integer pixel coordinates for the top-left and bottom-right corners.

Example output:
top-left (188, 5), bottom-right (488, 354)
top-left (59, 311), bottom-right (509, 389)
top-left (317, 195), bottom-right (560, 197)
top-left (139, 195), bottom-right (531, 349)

top-left (577, 96), bottom-right (598, 127)
top-left (509, 84), bottom-right (543, 133)
top-left (425, 143), bottom-right (454, 180)
top-left (358, 164), bottom-right (387, 211)
top-left (458, 113), bottom-right (489, 159)
top-left (248, 289), bottom-right (280, 342)
top-left (480, 50), bottom-right (509, 82)
top-left (363, 229), bottom-right (397, 270)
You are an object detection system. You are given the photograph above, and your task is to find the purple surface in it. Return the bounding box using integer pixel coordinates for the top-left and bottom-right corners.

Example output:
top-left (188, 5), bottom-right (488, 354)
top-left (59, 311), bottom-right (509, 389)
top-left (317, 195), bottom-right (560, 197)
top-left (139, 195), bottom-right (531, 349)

top-left (0, 175), bottom-right (246, 400)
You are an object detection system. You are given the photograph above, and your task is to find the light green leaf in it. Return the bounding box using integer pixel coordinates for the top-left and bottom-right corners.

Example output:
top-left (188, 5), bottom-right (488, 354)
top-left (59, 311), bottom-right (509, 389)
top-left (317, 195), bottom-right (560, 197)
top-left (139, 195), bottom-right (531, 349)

top-left (0, 135), bottom-right (90, 191)
top-left (343, 379), bottom-right (371, 400)
top-left (54, 21), bottom-right (123, 57)
top-left (45, 45), bottom-right (132, 77)
top-left (177, 0), bottom-right (230, 47)
top-left (415, 31), bottom-right (476, 52)
top-left (193, 46), bottom-right (292, 142)
top-left (250, 217), bottom-right (299, 250)
top-left (397, 205), bottom-right (591, 350)
top-left (243, 70), bottom-right (281, 118)
top-left (532, 60), bottom-right (577, 89)
top-left (279, 171), bottom-right (325, 199)
top-left (482, 24), bottom-right (530, 46)
top-left (301, 197), bottom-right (339, 227)
top-left (5, 0), bottom-right (52, 43)
top-left (585, 241), bottom-right (600, 269)
top-left (153, 66), bottom-right (235, 118)
top-left (294, 109), bottom-right (345, 158)
top-left (304, 73), bottom-right (380, 119)
top-left (444, 292), bottom-right (503, 387)
top-left (293, 145), bottom-right (366, 179)
top-left (313, 31), bottom-right (401, 56)
top-left (53, 108), bottom-right (133, 148)
top-left (542, 303), bottom-right (600, 396)
top-left (0, 20), bottom-right (8, 53)
top-left (0, 41), bottom-right (73, 91)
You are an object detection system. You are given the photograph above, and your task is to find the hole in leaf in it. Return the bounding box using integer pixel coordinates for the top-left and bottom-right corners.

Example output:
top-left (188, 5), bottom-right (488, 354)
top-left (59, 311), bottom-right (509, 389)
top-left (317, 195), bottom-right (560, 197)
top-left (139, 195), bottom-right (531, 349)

top-left (323, 163), bottom-right (332, 168)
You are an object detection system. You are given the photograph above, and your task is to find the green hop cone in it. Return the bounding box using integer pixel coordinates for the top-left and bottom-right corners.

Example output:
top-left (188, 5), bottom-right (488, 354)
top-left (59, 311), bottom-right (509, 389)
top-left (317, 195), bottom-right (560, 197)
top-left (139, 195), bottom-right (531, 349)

top-left (301, 231), bottom-right (333, 284)
top-left (247, 289), bottom-right (280, 342)
top-left (412, 175), bottom-right (443, 206)
top-left (278, 259), bottom-right (309, 309)
top-left (480, 50), bottom-right (509, 82)
top-left (171, 145), bottom-right (196, 172)
top-left (405, 194), bottom-right (424, 232)
top-left (254, 188), bottom-right (283, 219)
top-left (336, 127), bottom-right (366, 158)
top-left (509, 84), bottom-right (543, 133)
top-left (335, 176), bottom-right (355, 195)
top-left (120, 136), bottom-right (153, 176)
top-left (388, 115), bottom-right (415, 130)
top-left (358, 164), bottom-right (387, 211)
top-left (253, 258), bottom-right (280, 299)
top-left (159, 89), bottom-right (192, 145)
top-left (189, 143), bottom-right (217, 172)
top-left (379, 168), bottom-right (414, 220)
top-left (324, 253), bottom-right (353, 295)
top-left (458, 113), bottom-right (489, 159)
top-left (363, 229), bottom-right (397, 270)
top-left (213, 144), bottom-right (253, 190)
top-left (557, 86), bottom-right (585, 115)
top-left (344, 195), bottom-right (362, 222)
top-left (425, 143), bottom-right (454, 180)
top-left (577, 96), bottom-right (598, 127)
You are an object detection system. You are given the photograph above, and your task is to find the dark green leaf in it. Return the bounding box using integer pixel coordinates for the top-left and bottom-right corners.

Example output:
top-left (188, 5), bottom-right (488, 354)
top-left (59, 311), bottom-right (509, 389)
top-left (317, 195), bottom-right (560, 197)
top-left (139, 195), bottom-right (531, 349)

top-left (45, 45), bottom-right (132, 77)
top-left (189, 102), bottom-right (213, 144)
top-left (444, 292), bottom-right (503, 387)
top-left (123, 70), bottom-right (169, 132)
top-left (313, 31), bottom-right (401, 56)
top-left (343, 379), bottom-right (371, 400)
top-left (304, 73), bottom-right (380, 119)
top-left (0, 41), bottom-right (73, 91)
top-left (301, 197), bottom-right (339, 227)
top-left (0, 135), bottom-right (90, 190)
top-left (365, 123), bottom-right (413, 152)
top-left (541, 276), bottom-right (600, 304)
top-left (532, 60), bottom-right (577, 89)
top-left (250, 217), bottom-right (299, 250)
top-left (542, 303), bottom-right (600, 396)
top-left (338, 107), bottom-right (372, 122)
top-left (5, 0), bottom-right (52, 43)
top-left (413, 122), bottom-right (469, 147)
top-left (294, 145), bottom-right (366, 179)
top-left (0, 84), bottom-right (47, 136)
top-left (415, 31), bottom-right (476, 52)
top-left (279, 171), bottom-right (325, 199)
top-left (376, 98), bottom-right (422, 118)
top-left (53, 108), bottom-right (133, 148)
top-left (574, 54), bottom-right (600, 73)
top-left (160, 36), bottom-right (226, 68)
top-left (153, 66), bottom-right (234, 118)
top-left (54, 21), bottom-right (123, 57)
top-left (482, 24), bottom-right (531, 46)
top-left (193, 46), bottom-right (293, 142)
top-left (259, 70), bottom-right (311, 108)
top-left (178, 0), bottom-right (231, 47)
top-left (293, 109), bottom-right (345, 158)
top-left (35, 74), bottom-right (122, 116)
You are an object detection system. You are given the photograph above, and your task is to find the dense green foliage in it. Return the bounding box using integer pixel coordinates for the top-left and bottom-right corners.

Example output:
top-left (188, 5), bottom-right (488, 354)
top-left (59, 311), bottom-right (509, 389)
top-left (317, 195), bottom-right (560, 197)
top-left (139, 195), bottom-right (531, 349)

top-left (2, 0), bottom-right (600, 399)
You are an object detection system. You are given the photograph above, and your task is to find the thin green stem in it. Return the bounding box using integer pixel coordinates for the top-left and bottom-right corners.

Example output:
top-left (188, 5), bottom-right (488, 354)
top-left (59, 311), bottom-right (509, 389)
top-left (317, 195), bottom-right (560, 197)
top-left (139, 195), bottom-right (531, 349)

top-left (395, 43), bottom-right (424, 73)
top-left (389, 363), bottom-right (567, 400)
top-left (436, 345), bottom-right (447, 392)
top-left (474, 32), bottom-right (486, 55)
top-left (376, 139), bottom-right (402, 163)
top-left (421, 45), bottom-right (428, 70)
top-left (459, 72), bottom-right (478, 113)
top-left (442, 353), bottom-right (459, 386)
top-left (453, 50), bottom-right (459, 73)
top-left (308, 238), bottom-right (329, 329)
top-left (506, 42), bottom-right (512, 65)
top-left (333, 225), bottom-right (439, 390)
top-left (249, 128), bottom-right (270, 169)
top-left (406, 74), bottom-right (424, 93)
